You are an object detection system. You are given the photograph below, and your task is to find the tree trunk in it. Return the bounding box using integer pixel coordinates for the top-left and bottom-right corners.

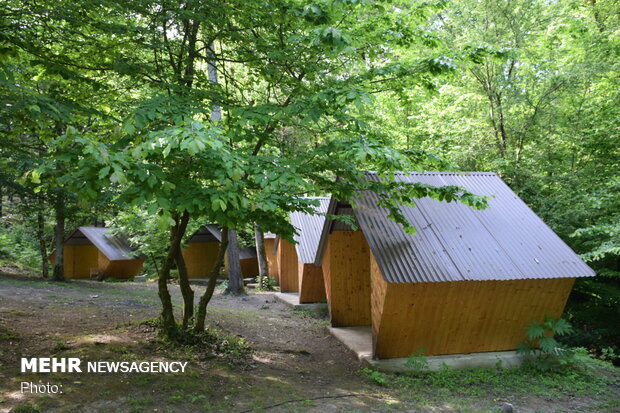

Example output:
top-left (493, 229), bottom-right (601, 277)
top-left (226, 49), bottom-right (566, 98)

top-left (207, 42), bottom-right (222, 122)
top-left (51, 193), bottom-right (65, 281)
top-left (225, 229), bottom-right (244, 294)
top-left (194, 228), bottom-right (229, 332)
top-left (255, 224), bottom-right (268, 287)
top-left (176, 246), bottom-right (194, 330)
top-left (37, 196), bottom-right (49, 278)
top-left (158, 210), bottom-right (190, 338)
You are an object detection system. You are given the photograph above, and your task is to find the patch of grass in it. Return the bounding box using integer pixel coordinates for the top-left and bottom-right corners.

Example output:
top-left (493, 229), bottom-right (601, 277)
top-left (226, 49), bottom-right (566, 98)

top-left (361, 354), bottom-right (619, 411)
top-left (127, 395), bottom-right (154, 412)
top-left (0, 328), bottom-right (18, 341)
top-left (9, 404), bottom-right (41, 413)
top-left (51, 341), bottom-right (70, 351)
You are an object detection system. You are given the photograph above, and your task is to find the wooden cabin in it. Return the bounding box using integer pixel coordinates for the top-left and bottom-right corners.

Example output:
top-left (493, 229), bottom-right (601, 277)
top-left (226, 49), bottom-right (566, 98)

top-left (183, 225), bottom-right (259, 278)
top-left (315, 172), bottom-right (595, 359)
top-left (183, 225), bottom-right (222, 278)
top-left (288, 197), bottom-right (330, 303)
top-left (50, 227), bottom-right (143, 279)
top-left (263, 233), bottom-right (278, 280)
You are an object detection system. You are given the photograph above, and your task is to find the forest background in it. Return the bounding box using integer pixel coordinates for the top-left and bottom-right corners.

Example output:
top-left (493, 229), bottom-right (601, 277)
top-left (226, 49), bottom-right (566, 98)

top-left (0, 0), bottom-right (618, 357)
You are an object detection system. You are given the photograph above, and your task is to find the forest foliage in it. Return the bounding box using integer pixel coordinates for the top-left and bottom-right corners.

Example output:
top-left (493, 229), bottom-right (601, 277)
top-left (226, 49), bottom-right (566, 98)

top-left (1, 0), bottom-right (618, 350)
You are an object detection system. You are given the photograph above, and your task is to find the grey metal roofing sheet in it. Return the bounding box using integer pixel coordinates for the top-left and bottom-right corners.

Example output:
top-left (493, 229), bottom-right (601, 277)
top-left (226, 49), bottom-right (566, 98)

top-left (344, 172), bottom-right (595, 283)
top-left (72, 227), bottom-right (138, 261)
top-left (290, 197), bottom-right (331, 263)
top-left (239, 247), bottom-right (258, 260)
top-left (187, 225), bottom-right (222, 243)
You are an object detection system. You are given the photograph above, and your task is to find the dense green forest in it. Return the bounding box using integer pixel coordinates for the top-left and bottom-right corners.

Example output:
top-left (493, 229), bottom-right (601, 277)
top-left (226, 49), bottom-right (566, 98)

top-left (1, 0), bottom-right (618, 355)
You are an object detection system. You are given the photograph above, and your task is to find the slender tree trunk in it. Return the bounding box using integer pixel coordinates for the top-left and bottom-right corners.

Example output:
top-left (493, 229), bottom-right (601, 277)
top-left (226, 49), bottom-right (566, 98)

top-left (51, 193), bottom-right (65, 281)
top-left (158, 210), bottom-right (190, 338)
top-left (37, 196), bottom-right (49, 278)
top-left (255, 224), bottom-right (268, 287)
top-left (225, 229), bottom-right (244, 294)
top-left (176, 245), bottom-right (194, 329)
top-left (194, 228), bottom-right (229, 332)
top-left (0, 185), bottom-right (3, 219)
top-left (207, 42), bottom-right (222, 122)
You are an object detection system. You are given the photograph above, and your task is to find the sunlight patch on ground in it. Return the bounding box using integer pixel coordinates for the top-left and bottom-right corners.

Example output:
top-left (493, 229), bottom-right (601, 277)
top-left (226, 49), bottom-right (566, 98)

top-left (75, 334), bottom-right (126, 345)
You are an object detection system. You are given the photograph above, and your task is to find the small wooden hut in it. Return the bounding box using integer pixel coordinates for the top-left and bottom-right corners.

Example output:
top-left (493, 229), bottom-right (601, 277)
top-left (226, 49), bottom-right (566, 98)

top-left (182, 225), bottom-right (222, 278)
top-left (315, 172), bottom-right (595, 359)
top-left (50, 227), bottom-right (143, 279)
top-left (263, 233), bottom-right (278, 280)
top-left (183, 225), bottom-right (260, 278)
top-left (288, 197), bottom-right (330, 303)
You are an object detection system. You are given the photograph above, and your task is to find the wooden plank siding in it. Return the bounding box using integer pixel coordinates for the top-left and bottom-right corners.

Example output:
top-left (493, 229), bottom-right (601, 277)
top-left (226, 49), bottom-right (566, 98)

top-left (370, 253), bottom-right (388, 351)
top-left (298, 262), bottom-right (326, 303)
top-left (240, 257), bottom-right (259, 278)
top-left (50, 245), bottom-right (99, 279)
top-left (182, 242), bottom-right (220, 278)
top-left (373, 277), bottom-right (576, 358)
top-left (322, 231), bottom-right (372, 326)
top-left (102, 258), bottom-right (144, 279)
top-left (278, 239), bottom-right (299, 292)
top-left (264, 238), bottom-right (279, 280)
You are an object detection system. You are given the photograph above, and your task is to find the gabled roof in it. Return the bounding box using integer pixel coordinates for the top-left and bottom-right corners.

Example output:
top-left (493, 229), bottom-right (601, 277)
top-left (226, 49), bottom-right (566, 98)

top-left (187, 225), bottom-right (222, 243)
top-left (289, 197), bottom-right (331, 264)
top-left (315, 172), bottom-right (595, 283)
top-left (65, 227), bottom-right (138, 261)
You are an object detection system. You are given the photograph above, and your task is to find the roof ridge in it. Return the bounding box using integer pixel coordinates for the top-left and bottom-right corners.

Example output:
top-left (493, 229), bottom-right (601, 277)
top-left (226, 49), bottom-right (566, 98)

top-left (365, 171), bottom-right (497, 176)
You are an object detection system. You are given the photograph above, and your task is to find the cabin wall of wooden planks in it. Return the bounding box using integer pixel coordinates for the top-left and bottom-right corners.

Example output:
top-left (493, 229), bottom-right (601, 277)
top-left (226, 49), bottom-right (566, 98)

top-left (50, 245), bottom-right (99, 278)
top-left (240, 258), bottom-right (259, 278)
top-left (264, 238), bottom-right (279, 280)
top-left (298, 262), bottom-right (326, 303)
top-left (277, 239), bottom-right (299, 292)
top-left (322, 231), bottom-right (371, 326)
top-left (372, 274), bottom-right (576, 358)
top-left (102, 258), bottom-right (144, 279)
top-left (182, 242), bottom-right (220, 278)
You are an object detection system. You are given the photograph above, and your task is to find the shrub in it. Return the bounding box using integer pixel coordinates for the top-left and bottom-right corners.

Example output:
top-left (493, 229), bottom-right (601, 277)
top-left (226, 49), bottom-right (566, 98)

top-left (517, 316), bottom-right (575, 371)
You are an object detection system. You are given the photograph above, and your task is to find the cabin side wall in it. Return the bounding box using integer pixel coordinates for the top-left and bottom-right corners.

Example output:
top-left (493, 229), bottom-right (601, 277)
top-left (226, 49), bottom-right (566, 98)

top-left (67, 245), bottom-right (99, 278)
top-left (182, 242), bottom-right (220, 278)
top-left (240, 258), bottom-right (259, 278)
top-left (370, 253), bottom-right (388, 353)
top-left (373, 277), bottom-right (576, 358)
top-left (278, 239), bottom-right (299, 292)
top-left (298, 262), bottom-right (326, 303)
top-left (324, 231), bottom-right (371, 327)
top-left (264, 239), bottom-right (278, 280)
top-left (103, 259), bottom-right (144, 279)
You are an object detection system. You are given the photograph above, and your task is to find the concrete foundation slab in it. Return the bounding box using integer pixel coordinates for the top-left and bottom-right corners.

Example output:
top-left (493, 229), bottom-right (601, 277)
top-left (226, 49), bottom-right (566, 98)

top-left (329, 326), bottom-right (525, 371)
top-left (274, 292), bottom-right (328, 312)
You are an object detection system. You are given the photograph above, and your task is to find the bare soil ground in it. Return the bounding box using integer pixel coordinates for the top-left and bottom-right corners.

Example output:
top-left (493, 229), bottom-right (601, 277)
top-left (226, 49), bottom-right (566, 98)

top-left (0, 270), bottom-right (618, 413)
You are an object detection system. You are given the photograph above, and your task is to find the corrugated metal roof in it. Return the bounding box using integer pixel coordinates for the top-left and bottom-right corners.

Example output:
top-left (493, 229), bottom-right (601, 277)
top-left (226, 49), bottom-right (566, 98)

top-left (239, 247), bottom-right (257, 260)
top-left (68, 227), bottom-right (138, 261)
top-left (187, 225), bottom-right (222, 243)
top-left (317, 171), bottom-right (595, 283)
top-left (290, 197), bottom-right (331, 263)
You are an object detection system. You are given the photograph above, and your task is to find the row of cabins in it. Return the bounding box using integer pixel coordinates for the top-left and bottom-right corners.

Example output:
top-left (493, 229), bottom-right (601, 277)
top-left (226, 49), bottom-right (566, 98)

top-left (52, 225), bottom-right (260, 280)
top-left (275, 172), bottom-right (594, 359)
top-left (51, 171), bottom-right (594, 360)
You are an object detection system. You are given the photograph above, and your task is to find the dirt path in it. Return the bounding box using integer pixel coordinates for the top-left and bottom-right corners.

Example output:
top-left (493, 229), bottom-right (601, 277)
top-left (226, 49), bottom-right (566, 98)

top-left (1, 274), bottom-right (618, 413)
top-left (0, 275), bottom-right (391, 412)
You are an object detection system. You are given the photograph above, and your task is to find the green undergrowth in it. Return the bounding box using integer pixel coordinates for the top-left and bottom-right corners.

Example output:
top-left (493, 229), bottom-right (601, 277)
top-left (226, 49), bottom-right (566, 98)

top-left (361, 355), bottom-right (619, 411)
top-left (141, 318), bottom-right (252, 366)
